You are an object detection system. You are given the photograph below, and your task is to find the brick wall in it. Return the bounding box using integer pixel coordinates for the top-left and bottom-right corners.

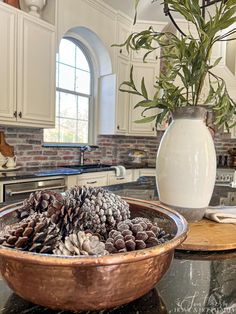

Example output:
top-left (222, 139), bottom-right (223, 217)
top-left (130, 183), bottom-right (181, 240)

top-left (0, 126), bottom-right (235, 168)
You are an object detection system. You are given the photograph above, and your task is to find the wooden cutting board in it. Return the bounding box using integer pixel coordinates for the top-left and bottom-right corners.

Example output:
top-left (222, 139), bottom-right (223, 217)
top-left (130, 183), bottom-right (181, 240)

top-left (0, 131), bottom-right (14, 157)
top-left (177, 218), bottom-right (236, 251)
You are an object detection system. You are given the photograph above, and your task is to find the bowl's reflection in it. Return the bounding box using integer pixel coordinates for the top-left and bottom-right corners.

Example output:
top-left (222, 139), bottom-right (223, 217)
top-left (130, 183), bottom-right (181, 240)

top-left (2, 289), bottom-right (167, 314)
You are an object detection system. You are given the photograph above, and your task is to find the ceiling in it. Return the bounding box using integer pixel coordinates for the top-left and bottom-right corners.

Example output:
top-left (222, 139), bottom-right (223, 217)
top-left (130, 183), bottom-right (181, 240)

top-left (101, 0), bottom-right (168, 22)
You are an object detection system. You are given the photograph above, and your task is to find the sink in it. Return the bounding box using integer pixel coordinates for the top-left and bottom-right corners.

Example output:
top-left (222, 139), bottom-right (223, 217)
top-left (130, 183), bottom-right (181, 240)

top-left (62, 164), bottom-right (112, 173)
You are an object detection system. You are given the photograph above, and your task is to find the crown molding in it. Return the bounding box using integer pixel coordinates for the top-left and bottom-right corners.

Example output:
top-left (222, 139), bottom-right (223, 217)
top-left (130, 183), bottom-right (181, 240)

top-left (82, 0), bottom-right (168, 28)
top-left (82, 0), bottom-right (117, 21)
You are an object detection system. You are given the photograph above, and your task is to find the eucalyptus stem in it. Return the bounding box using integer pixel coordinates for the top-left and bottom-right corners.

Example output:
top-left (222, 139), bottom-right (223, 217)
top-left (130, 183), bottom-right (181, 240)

top-left (117, 0), bottom-right (236, 128)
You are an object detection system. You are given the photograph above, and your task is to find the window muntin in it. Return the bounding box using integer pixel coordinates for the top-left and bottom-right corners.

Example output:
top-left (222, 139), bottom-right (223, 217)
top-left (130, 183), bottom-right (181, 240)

top-left (44, 38), bottom-right (92, 144)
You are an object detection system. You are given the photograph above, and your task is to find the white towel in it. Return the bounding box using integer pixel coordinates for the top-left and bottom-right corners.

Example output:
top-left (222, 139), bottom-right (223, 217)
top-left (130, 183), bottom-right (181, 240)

top-left (118, 165), bottom-right (126, 177)
top-left (111, 165), bottom-right (126, 178)
top-left (204, 206), bottom-right (236, 223)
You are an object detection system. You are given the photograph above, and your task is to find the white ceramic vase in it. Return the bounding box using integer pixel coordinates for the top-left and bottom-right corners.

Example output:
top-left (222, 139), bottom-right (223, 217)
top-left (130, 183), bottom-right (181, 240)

top-left (23, 0), bottom-right (47, 17)
top-left (156, 107), bottom-right (216, 222)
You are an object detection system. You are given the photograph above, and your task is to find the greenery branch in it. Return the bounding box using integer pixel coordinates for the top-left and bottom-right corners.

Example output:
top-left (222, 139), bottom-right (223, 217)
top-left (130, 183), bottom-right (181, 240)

top-left (116, 0), bottom-right (236, 130)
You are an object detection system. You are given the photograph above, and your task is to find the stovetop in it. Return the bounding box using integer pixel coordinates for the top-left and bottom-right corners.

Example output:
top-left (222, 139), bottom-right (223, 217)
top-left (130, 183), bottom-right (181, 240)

top-left (216, 168), bottom-right (235, 185)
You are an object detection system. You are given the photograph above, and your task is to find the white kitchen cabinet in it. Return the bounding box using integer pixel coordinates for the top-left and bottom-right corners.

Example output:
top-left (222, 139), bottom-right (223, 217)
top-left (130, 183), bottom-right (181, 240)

top-left (139, 168), bottom-right (156, 177)
top-left (0, 2), bottom-right (56, 128)
top-left (77, 172), bottom-right (109, 187)
top-left (99, 18), bottom-right (163, 137)
top-left (107, 170), bottom-right (133, 185)
top-left (0, 4), bottom-right (16, 123)
top-left (132, 169), bottom-right (140, 181)
top-left (116, 21), bottom-right (131, 60)
top-left (17, 15), bottom-right (55, 127)
top-left (99, 56), bottom-right (130, 135)
top-left (67, 169), bottom-right (135, 189)
top-left (116, 56), bottom-right (130, 133)
top-left (99, 17), bottom-right (131, 136)
top-left (128, 63), bottom-right (158, 136)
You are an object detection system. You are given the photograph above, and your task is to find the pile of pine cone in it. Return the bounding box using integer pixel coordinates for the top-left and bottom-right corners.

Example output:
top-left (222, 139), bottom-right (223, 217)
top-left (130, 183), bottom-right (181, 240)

top-left (0, 186), bottom-right (171, 257)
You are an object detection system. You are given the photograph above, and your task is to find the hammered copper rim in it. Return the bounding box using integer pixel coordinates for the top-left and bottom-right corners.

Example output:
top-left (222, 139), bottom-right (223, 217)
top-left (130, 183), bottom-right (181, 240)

top-left (0, 198), bottom-right (188, 266)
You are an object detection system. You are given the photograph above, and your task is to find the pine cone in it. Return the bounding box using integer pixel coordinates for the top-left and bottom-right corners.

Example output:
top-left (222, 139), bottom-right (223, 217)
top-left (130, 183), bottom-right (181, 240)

top-left (18, 190), bottom-right (80, 238)
top-left (0, 213), bottom-right (60, 254)
top-left (53, 231), bottom-right (108, 256)
top-left (17, 190), bottom-right (64, 220)
top-left (105, 217), bottom-right (171, 253)
top-left (66, 186), bottom-right (89, 206)
top-left (74, 187), bottom-right (131, 237)
top-left (17, 186), bottom-right (130, 240)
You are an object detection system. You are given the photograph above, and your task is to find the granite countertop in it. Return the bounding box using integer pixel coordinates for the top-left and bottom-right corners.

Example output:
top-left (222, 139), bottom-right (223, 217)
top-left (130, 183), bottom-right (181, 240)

top-left (0, 177), bottom-right (235, 313)
top-left (0, 165), bottom-right (234, 183)
top-left (0, 165), bottom-right (115, 182)
top-left (0, 165), bottom-right (156, 182)
top-left (0, 167), bottom-right (82, 182)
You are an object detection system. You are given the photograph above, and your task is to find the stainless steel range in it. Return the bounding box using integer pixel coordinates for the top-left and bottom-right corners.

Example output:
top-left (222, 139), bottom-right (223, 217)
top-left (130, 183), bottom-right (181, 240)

top-left (215, 168), bottom-right (235, 186)
top-left (1, 177), bottom-right (66, 203)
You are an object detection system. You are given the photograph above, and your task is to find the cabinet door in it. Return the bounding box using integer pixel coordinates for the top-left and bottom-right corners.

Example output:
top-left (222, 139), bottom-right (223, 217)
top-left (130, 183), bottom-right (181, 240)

top-left (77, 172), bottom-right (108, 187)
top-left (139, 168), bottom-right (156, 177)
top-left (107, 170), bottom-right (133, 185)
top-left (0, 4), bottom-right (16, 122)
top-left (116, 22), bottom-right (131, 60)
top-left (116, 56), bottom-right (130, 133)
top-left (17, 15), bottom-right (56, 127)
top-left (129, 63), bottom-right (158, 136)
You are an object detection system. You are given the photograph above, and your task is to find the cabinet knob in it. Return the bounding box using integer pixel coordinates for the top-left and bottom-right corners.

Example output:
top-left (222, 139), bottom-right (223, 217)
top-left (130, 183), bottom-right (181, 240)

top-left (13, 111), bottom-right (17, 118)
top-left (18, 112), bottom-right (22, 118)
top-left (117, 125), bottom-right (120, 130)
top-left (119, 49), bottom-right (122, 54)
top-left (152, 127), bottom-right (155, 131)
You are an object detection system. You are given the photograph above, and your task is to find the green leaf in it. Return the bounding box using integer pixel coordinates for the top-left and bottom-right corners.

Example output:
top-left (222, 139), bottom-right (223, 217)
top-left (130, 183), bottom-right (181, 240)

top-left (114, 0), bottom-right (236, 130)
top-left (133, 0), bottom-right (140, 24)
top-left (141, 78), bottom-right (148, 100)
top-left (134, 100), bottom-right (157, 109)
top-left (211, 57), bottom-right (222, 68)
top-left (134, 115), bottom-right (157, 124)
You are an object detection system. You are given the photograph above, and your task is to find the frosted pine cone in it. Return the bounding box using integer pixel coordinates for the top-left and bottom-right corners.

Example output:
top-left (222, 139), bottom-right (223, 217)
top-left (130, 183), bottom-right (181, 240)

top-left (105, 217), bottom-right (171, 253)
top-left (0, 213), bottom-right (60, 254)
top-left (75, 187), bottom-right (130, 237)
top-left (53, 231), bottom-right (108, 256)
top-left (65, 186), bottom-right (89, 206)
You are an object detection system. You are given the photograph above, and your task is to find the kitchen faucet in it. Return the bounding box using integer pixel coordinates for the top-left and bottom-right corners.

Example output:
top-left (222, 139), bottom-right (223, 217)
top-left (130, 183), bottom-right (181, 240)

top-left (79, 145), bottom-right (99, 166)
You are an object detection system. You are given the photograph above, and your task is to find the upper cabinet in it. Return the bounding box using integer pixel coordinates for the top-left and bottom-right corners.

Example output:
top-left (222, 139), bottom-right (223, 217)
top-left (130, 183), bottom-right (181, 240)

top-left (0, 2), bottom-right (56, 128)
top-left (99, 17), bottom-right (165, 137)
top-left (128, 63), bottom-right (158, 135)
top-left (116, 21), bottom-right (131, 60)
top-left (0, 4), bottom-right (16, 122)
top-left (116, 56), bottom-right (130, 133)
top-left (17, 15), bottom-right (55, 126)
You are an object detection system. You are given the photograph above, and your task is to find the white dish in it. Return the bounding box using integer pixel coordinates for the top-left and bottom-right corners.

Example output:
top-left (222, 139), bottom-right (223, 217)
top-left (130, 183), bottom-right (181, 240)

top-left (0, 166), bottom-right (22, 172)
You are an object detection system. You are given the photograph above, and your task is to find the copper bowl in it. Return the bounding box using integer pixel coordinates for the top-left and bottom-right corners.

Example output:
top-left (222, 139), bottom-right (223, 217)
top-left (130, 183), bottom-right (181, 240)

top-left (0, 198), bottom-right (188, 311)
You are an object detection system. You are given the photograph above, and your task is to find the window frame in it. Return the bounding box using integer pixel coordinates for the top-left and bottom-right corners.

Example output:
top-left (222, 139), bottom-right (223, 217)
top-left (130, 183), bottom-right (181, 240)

top-left (44, 36), bottom-right (95, 145)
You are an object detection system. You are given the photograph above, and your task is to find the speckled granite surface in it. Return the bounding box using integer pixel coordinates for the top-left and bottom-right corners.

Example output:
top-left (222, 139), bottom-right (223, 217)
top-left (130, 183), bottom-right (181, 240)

top-left (0, 165), bottom-right (117, 182)
top-left (0, 167), bottom-right (82, 182)
top-left (0, 177), bottom-right (235, 313)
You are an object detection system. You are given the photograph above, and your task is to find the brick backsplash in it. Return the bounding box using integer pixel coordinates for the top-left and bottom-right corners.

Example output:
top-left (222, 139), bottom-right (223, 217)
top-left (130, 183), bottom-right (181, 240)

top-left (0, 126), bottom-right (235, 168)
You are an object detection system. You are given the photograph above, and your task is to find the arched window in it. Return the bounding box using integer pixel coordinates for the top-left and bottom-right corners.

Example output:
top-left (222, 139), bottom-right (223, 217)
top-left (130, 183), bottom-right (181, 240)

top-left (44, 38), bottom-right (93, 144)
